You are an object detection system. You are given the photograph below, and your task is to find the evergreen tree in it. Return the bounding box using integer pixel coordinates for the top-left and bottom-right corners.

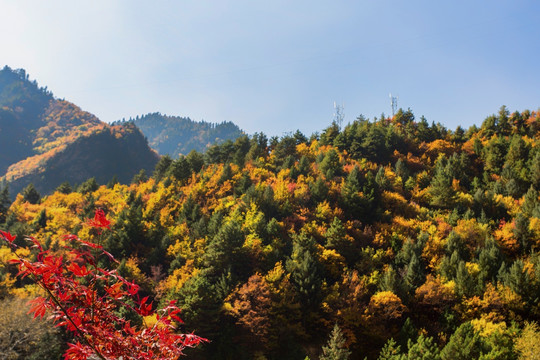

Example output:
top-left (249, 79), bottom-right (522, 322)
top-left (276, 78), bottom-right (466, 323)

top-left (406, 334), bottom-right (441, 360)
top-left (429, 156), bottom-right (456, 208)
top-left (153, 155), bottom-right (173, 181)
top-left (286, 232), bottom-right (323, 309)
top-left (22, 183), bottom-right (40, 204)
top-left (395, 159), bottom-right (409, 182)
top-left (0, 183), bottom-right (10, 224)
top-left (107, 175), bottom-right (119, 188)
top-left (56, 181), bottom-right (72, 194)
top-left (523, 186), bottom-right (539, 216)
top-left (186, 150), bottom-right (205, 173)
top-left (377, 338), bottom-right (403, 360)
top-left (320, 149), bottom-right (341, 179)
top-left (78, 177), bottom-right (99, 194)
top-left (319, 324), bottom-right (351, 360)
top-left (310, 177), bottom-right (329, 204)
top-left (167, 155), bottom-right (191, 183)
top-left (131, 169), bottom-right (147, 184)
top-left (440, 322), bottom-right (482, 360)
top-left (530, 151), bottom-right (540, 190)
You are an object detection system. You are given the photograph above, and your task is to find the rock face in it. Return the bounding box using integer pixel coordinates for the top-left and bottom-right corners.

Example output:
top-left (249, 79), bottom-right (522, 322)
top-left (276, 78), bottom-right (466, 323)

top-left (0, 66), bottom-right (159, 196)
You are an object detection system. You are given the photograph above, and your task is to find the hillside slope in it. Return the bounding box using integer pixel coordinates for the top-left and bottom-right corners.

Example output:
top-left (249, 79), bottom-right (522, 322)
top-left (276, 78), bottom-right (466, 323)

top-left (0, 66), bottom-right (159, 196)
top-left (5, 106), bottom-right (540, 359)
top-left (126, 112), bottom-right (244, 156)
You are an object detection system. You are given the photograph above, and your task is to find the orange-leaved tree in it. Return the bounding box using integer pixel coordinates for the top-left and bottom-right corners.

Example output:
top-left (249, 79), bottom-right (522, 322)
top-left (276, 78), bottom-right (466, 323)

top-left (0, 208), bottom-right (207, 360)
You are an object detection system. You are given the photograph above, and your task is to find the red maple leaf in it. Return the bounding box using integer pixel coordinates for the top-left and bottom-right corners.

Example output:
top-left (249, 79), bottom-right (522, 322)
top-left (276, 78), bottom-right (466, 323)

top-left (87, 208), bottom-right (111, 230)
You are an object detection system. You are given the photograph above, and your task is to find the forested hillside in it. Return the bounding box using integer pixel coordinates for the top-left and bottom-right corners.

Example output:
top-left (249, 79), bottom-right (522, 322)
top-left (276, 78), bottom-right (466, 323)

top-left (125, 113), bottom-right (244, 157)
top-left (0, 66), bottom-right (159, 196)
top-left (1, 106), bottom-right (540, 359)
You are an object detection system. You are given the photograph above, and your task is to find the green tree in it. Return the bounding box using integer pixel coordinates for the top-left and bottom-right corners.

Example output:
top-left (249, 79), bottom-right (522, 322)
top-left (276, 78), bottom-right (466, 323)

top-left (167, 155), bottom-right (191, 183)
top-left (0, 183), bottom-right (10, 224)
top-left (319, 324), bottom-right (351, 360)
top-left (56, 181), bottom-right (72, 194)
top-left (406, 334), bottom-right (441, 360)
top-left (441, 322), bottom-right (482, 360)
top-left (186, 150), bottom-right (205, 173)
top-left (530, 151), bottom-right (540, 190)
top-left (153, 155), bottom-right (173, 181)
top-left (286, 232), bottom-right (323, 311)
top-left (78, 177), bottom-right (99, 194)
top-left (22, 183), bottom-right (41, 204)
top-left (522, 187), bottom-right (539, 217)
top-left (131, 169), bottom-right (148, 184)
top-left (378, 338), bottom-right (403, 360)
top-left (429, 156), bottom-right (456, 208)
top-left (320, 149), bottom-right (341, 179)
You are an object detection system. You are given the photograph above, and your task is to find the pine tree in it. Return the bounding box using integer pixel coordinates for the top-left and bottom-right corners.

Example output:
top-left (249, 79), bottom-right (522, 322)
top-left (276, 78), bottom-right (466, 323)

top-left (319, 324), bottom-right (351, 360)
top-left (440, 322), bottom-right (481, 360)
top-left (22, 183), bottom-right (40, 204)
top-left (0, 183), bottom-right (10, 224)
top-left (429, 156), bottom-right (456, 208)
top-left (377, 338), bottom-right (403, 360)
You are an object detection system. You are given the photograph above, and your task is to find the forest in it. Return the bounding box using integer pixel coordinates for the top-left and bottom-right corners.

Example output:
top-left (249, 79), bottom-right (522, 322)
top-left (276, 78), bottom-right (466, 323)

top-left (122, 112), bottom-right (245, 157)
top-left (1, 106), bottom-right (540, 359)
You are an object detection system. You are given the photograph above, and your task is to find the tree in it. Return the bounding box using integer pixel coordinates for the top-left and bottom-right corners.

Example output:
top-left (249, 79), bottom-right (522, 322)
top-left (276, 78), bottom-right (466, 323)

top-left (441, 322), bottom-right (482, 360)
top-left (226, 274), bottom-right (272, 352)
top-left (286, 233), bottom-right (323, 310)
top-left (153, 155), bottom-right (173, 181)
top-left (0, 209), bottom-right (207, 360)
top-left (131, 169), bottom-right (148, 184)
top-left (0, 296), bottom-right (63, 359)
top-left (78, 177), bottom-right (99, 194)
top-left (319, 324), bottom-right (351, 360)
top-left (166, 155), bottom-right (191, 183)
top-left (22, 183), bottom-right (40, 204)
top-left (429, 156), bottom-right (456, 208)
top-left (320, 149), bottom-right (341, 179)
top-left (0, 183), bottom-right (10, 224)
top-left (406, 334), bottom-right (441, 360)
top-left (515, 322), bottom-right (540, 360)
top-left (56, 181), bottom-right (73, 194)
top-left (377, 338), bottom-right (403, 360)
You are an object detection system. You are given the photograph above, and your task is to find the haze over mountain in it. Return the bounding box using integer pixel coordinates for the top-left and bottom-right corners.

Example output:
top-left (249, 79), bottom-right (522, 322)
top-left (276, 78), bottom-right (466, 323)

top-left (118, 113), bottom-right (244, 157)
top-left (0, 66), bottom-right (160, 196)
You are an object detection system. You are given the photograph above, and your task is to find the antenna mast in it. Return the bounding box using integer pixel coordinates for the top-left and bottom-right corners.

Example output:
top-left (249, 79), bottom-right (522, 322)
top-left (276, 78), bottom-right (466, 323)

top-left (389, 93), bottom-right (398, 116)
top-left (333, 101), bottom-right (345, 129)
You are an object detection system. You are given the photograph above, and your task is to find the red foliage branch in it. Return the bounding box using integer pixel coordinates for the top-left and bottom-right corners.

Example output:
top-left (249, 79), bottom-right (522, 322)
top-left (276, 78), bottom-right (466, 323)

top-left (0, 210), bottom-right (207, 360)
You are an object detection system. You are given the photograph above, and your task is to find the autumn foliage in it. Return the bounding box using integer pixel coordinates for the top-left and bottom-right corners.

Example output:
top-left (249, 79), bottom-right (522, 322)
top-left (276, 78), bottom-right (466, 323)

top-left (0, 209), bottom-right (207, 360)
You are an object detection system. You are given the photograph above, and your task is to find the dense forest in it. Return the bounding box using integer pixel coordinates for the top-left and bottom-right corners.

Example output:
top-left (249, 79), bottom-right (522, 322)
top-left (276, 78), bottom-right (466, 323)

top-left (1, 106), bottom-right (540, 359)
top-left (120, 113), bottom-right (245, 157)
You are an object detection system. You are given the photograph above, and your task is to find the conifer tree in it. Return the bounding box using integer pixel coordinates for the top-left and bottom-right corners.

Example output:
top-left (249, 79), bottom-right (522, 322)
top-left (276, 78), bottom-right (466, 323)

top-left (429, 156), bottom-right (456, 208)
top-left (319, 324), bottom-right (351, 360)
top-left (0, 183), bottom-right (10, 224)
top-left (22, 183), bottom-right (40, 204)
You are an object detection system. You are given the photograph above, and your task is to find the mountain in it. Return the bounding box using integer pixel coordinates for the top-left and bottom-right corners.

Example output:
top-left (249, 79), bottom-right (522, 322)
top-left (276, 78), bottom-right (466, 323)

top-left (124, 112), bottom-right (244, 157)
top-left (0, 66), bottom-right (159, 196)
top-left (5, 106), bottom-right (540, 359)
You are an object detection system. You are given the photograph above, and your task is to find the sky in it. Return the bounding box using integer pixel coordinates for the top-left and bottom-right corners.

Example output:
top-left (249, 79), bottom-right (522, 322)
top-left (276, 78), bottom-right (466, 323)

top-left (1, 1), bottom-right (540, 136)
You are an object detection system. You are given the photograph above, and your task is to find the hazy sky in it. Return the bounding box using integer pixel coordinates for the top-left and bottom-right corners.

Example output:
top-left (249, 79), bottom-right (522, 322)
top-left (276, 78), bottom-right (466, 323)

top-left (1, 1), bottom-right (539, 136)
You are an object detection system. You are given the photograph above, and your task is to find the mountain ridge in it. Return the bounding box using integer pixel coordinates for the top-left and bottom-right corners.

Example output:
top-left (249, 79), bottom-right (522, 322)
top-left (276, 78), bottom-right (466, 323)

top-left (119, 112), bottom-right (245, 157)
top-left (0, 66), bottom-right (159, 196)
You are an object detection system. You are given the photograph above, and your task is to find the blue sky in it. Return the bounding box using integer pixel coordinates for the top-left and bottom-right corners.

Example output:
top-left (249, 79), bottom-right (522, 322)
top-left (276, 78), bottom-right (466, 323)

top-left (1, 1), bottom-right (539, 136)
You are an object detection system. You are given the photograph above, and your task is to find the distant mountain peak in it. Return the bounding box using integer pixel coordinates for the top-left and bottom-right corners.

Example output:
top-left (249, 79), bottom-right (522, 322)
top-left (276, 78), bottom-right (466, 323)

top-left (0, 66), bottom-right (159, 196)
top-left (122, 112), bottom-right (245, 157)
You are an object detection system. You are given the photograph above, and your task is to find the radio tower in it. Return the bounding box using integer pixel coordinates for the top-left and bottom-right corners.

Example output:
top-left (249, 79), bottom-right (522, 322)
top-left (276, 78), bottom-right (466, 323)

top-left (389, 93), bottom-right (398, 116)
top-left (333, 101), bottom-right (345, 129)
